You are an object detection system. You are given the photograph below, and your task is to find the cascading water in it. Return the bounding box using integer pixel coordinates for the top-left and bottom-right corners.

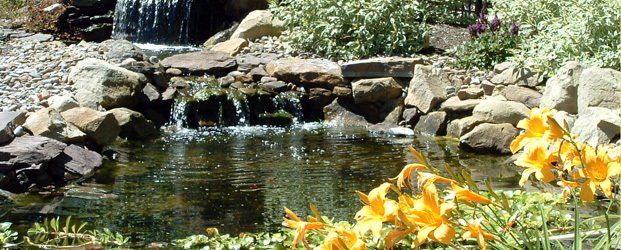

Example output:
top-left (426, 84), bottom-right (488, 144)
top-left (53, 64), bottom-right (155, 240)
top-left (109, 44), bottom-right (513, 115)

top-left (273, 92), bottom-right (304, 123)
top-left (112, 0), bottom-right (226, 44)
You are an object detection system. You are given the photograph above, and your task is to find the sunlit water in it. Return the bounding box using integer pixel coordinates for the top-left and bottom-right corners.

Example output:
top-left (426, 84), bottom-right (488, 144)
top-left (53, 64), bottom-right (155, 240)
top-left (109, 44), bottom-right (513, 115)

top-left (1, 125), bottom-right (520, 246)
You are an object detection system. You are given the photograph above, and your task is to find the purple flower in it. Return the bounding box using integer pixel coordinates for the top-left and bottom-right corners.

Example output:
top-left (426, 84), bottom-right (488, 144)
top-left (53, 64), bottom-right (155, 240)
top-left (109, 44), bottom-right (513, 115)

top-left (490, 15), bottom-right (501, 32)
top-left (468, 20), bottom-right (487, 37)
top-left (478, 11), bottom-right (487, 24)
top-left (510, 22), bottom-right (520, 36)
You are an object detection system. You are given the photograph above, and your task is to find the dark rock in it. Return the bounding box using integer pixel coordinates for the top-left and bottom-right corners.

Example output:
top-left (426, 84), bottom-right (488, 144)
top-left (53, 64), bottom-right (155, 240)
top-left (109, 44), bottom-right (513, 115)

top-left (49, 145), bottom-right (102, 180)
top-left (81, 23), bottom-right (113, 42)
top-left (333, 86), bottom-right (352, 98)
top-left (0, 112), bottom-right (21, 145)
top-left (0, 136), bottom-right (66, 170)
top-left (248, 66), bottom-right (269, 82)
top-left (308, 88), bottom-right (335, 108)
top-left (414, 111), bottom-right (447, 136)
top-left (203, 22), bottom-right (240, 48)
top-left (160, 51), bottom-right (237, 76)
top-left (110, 108), bottom-right (158, 140)
top-left (402, 108), bottom-right (421, 126)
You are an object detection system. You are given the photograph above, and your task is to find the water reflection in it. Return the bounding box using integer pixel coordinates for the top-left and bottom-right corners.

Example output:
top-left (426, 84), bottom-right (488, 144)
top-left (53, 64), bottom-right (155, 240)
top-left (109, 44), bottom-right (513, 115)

top-left (1, 126), bottom-right (520, 244)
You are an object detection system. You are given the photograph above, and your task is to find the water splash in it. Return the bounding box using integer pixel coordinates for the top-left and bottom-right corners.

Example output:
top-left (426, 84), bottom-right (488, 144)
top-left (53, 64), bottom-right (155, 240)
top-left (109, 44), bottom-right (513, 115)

top-left (227, 91), bottom-right (250, 126)
top-left (273, 92), bottom-right (304, 123)
top-left (170, 99), bottom-right (188, 129)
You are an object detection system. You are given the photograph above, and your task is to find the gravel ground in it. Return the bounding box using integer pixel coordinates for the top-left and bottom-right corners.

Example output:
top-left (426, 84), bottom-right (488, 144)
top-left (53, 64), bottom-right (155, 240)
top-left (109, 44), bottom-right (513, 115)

top-left (0, 33), bottom-right (102, 113)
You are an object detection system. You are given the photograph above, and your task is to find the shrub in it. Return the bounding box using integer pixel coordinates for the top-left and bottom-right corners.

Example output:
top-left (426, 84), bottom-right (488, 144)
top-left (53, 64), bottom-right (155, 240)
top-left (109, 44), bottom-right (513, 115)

top-left (270, 0), bottom-right (430, 60)
top-left (490, 0), bottom-right (620, 75)
top-left (451, 13), bottom-right (520, 70)
top-left (0, 0), bottom-right (25, 20)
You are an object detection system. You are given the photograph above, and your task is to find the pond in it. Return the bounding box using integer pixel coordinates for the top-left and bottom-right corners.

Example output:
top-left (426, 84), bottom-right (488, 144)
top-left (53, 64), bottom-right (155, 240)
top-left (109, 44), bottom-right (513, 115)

top-left (1, 124), bottom-right (519, 246)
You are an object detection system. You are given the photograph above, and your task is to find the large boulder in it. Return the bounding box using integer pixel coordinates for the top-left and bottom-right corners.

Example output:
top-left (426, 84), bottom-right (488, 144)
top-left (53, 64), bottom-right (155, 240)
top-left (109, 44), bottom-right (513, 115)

top-left (266, 58), bottom-right (344, 89)
top-left (491, 63), bottom-right (543, 87)
top-left (203, 22), bottom-right (239, 48)
top-left (210, 38), bottom-right (249, 56)
top-left (49, 145), bottom-right (102, 180)
top-left (540, 61), bottom-right (582, 113)
top-left (341, 57), bottom-right (428, 78)
top-left (472, 99), bottom-right (529, 126)
top-left (230, 10), bottom-right (284, 41)
top-left (22, 108), bottom-right (86, 143)
top-left (61, 108), bottom-right (120, 146)
top-left (0, 112), bottom-right (22, 145)
top-left (98, 39), bottom-right (146, 63)
top-left (0, 136), bottom-right (66, 170)
top-left (69, 58), bottom-right (146, 110)
top-left (404, 65), bottom-right (449, 113)
top-left (497, 85), bottom-right (542, 108)
top-left (160, 51), bottom-right (237, 76)
top-left (447, 116), bottom-right (484, 138)
top-left (414, 111), bottom-right (447, 135)
top-left (351, 77), bottom-right (402, 104)
top-left (323, 99), bottom-right (371, 127)
top-left (459, 123), bottom-right (518, 154)
top-left (577, 67), bottom-right (620, 114)
top-left (571, 107), bottom-right (620, 147)
top-left (109, 108), bottom-right (158, 140)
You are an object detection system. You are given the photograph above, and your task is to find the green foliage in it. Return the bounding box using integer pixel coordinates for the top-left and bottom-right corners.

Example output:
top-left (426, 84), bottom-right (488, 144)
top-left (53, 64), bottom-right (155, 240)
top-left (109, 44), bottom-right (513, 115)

top-left (270, 0), bottom-right (430, 60)
top-left (421, 0), bottom-right (477, 25)
top-left (451, 28), bottom-right (519, 70)
top-left (173, 228), bottom-right (289, 249)
top-left (0, 0), bottom-right (24, 19)
top-left (489, 0), bottom-right (620, 75)
top-left (0, 222), bottom-right (18, 248)
top-left (25, 216), bottom-right (129, 248)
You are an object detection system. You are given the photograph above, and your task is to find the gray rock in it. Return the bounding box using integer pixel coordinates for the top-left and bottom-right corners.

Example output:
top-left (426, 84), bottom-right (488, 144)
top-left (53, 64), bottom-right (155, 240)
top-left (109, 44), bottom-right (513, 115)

top-left (571, 107), bottom-right (620, 147)
top-left (266, 58), bottom-right (344, 89)
top-left (166, 68), bottom-right (183, 76)
top-left (0, 136), bottom-right (66, 170)
top-left (259, 81), bottom-right (288, 92)
top-left (491, 64), bottom-right (543, 87)
top-left (497, 85), bottom-right (542, 108)
top-left (404, 65), bottom-right (449, 113)
top-left (540, 61), bottom-right (582, 113)
top-left (341, 57), bottom-right (428, 78)
top-left (109, 108), bottom-right (157, 140)
top-left (389, 127), bottom-right (415, 137)
top-left (332, 86), bottom-right (352, 98)
top-left (439, 96), bottom-right (481, 113)
top-left (203, 22), bottom-right (240, 48)
top-left (142, 83), bottom-right (160, 102)
top-left (323, 99), bottom-right (371, 127)
top-left (577, 67), bottom-right (620, 114)
top-left (230, 10), bottom-right (284, 41)
top-left (447, 116), bottom-right (484, 138)
top-left (98, 39), bottom-right (145, 63)
top-left (210, 38), bottom-right (249, 56)
top-left (414, 111), bottom-right (447, 136)
top-left (351, 77), bottom-right (402, 104)
top-left (459, 123), bottom-right (518, 154)
top-left (47, 95), bottom-right (79, 112)
top-left (472, 99), bottom-right (529, 125)
top-left (61, 107), bottom-right (120, 146)
top-left (402, 108), bottom-right (421, 126)
top-left (457, 87), bottom-right (484, 100)
top-left (0, 112), bottom-right (21, 145)
top-left (160, 51), bottom-right (237, 76)
top-left (70, 58), bottom-right (146, 110)
top-left (19, 34), bottom-right (53, 43)
top-left (247, 66), bottom-right (269, 82)
top-left (23, 108), bottom-right (86, 143)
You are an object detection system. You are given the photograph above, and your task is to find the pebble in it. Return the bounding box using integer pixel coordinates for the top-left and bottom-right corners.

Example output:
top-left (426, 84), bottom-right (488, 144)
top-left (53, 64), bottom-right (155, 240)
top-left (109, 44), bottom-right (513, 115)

top-left (0, 34), bottom-right (104, 111)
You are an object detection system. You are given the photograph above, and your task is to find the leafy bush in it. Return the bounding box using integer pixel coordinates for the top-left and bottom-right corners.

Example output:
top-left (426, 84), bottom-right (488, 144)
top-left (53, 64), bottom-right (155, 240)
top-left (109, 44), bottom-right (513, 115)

top-left (270, 0), bottom-right (430, 60)
top-left (0, 0), bottom-right (25, 19)
top-left (451, 13), bottom-right (520, 70)
top-left (490, 0), bottom-right (620, 74)
top-left (421, 0), bottom-right (479, 25)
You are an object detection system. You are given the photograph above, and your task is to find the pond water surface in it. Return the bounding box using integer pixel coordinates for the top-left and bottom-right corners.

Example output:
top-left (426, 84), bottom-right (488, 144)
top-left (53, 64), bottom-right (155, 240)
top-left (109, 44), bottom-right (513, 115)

top-left (2, 125), bottom-right (520, 246)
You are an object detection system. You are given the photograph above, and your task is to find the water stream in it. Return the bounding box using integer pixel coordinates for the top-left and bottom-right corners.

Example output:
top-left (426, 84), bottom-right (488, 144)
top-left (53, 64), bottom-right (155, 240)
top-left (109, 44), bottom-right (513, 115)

top-left (1, 126), bottom-right (519, 245)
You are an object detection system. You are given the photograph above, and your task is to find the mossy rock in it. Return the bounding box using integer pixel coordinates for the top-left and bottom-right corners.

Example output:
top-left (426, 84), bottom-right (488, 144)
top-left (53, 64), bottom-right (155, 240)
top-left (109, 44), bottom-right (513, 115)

top-left (256, 111), bottom-right (294, 127)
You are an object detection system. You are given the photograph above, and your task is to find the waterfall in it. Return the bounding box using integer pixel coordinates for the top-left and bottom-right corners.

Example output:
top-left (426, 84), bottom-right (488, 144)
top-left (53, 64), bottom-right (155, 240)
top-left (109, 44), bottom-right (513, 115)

top-left (274, 92), bottom-right (304, 123)
top-left (113, 0), bottom-right (229, 44)
top-left (170, 99), bottom-right (188, 129)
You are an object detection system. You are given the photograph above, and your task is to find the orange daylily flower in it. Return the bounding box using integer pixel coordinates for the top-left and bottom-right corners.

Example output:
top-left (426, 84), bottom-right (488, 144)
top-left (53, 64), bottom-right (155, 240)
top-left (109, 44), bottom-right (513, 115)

top-left (354, 183), bottom-right (399, 239)
top-left (282, 207), bottom-right (325, 249)
top-left (577, 146), bottom-right (621, 202)
top-left (557, 178), bottom-right (579, 201)
top-left (318, 227), bottom-right (366, 250)
top-left (515, 141), bottom-right (558, 186)
top-left (399, 184), bottom-right (456, 246)
top-left (462, 218), bottom-right (496, 250)
top-left (448, 182), bottom-right (491, 204)
top-left (384, 228), bottom-right (414, 249)
top-left (392, 163), bottom-right (426, 190)
top-left (417, 172), bottom-right (455, 189)
top-left (510, 108), bottom-right (564, 153)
